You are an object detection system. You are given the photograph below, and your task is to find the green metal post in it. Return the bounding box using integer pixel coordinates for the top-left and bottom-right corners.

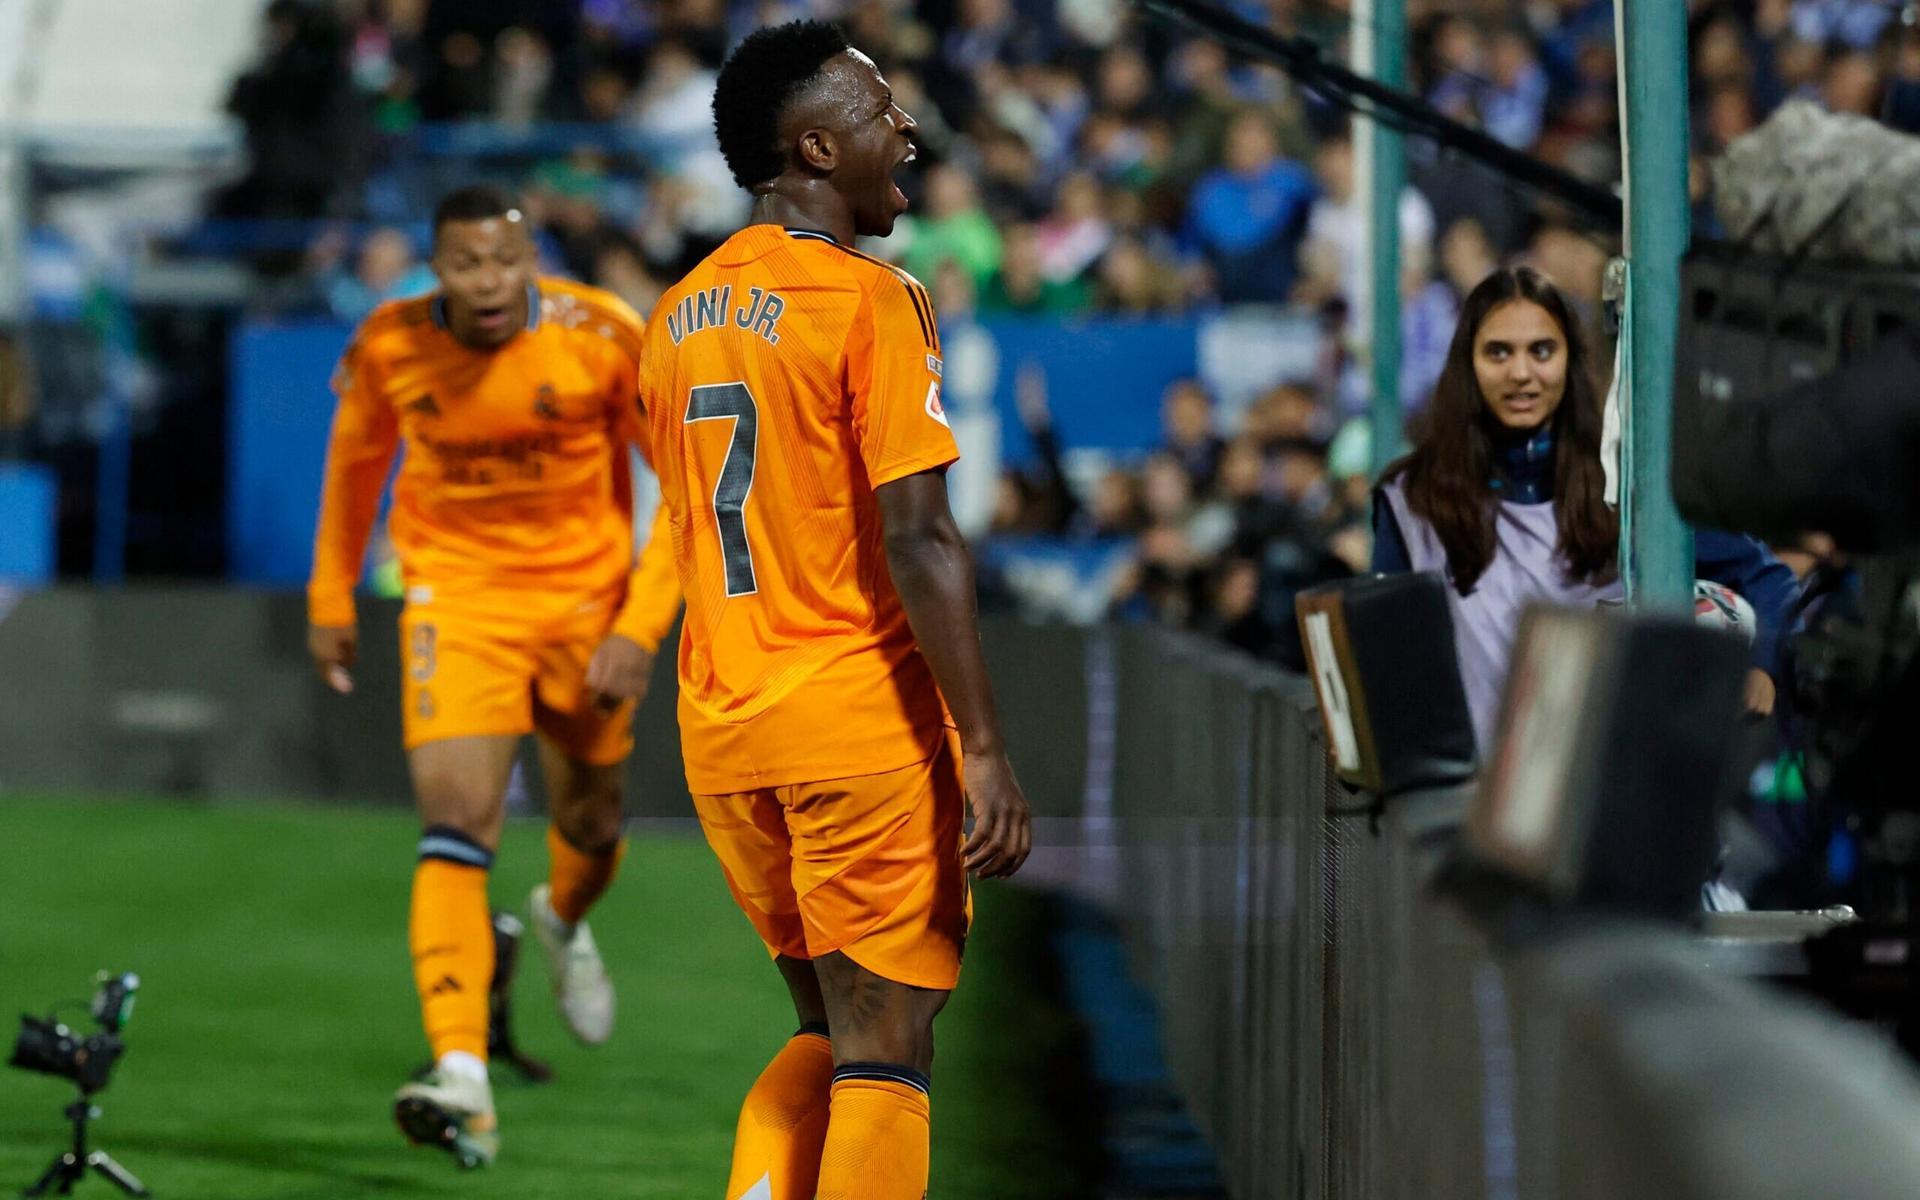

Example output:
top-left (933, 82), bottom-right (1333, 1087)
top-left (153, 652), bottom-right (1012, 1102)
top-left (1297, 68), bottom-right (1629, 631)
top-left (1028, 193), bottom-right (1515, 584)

top-left (1618, 0), bottom-right (1694, 608)
top-left (1360, 0), bottom-right (1407, 478)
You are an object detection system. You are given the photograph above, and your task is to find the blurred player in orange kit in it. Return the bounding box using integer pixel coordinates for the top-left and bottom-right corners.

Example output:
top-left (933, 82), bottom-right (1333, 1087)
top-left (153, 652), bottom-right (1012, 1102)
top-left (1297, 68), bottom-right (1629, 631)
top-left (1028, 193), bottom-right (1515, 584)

top-left (638, 22), bottom-right (1031, 1200)
top-left (306, 185), bottom-right (680, 1168)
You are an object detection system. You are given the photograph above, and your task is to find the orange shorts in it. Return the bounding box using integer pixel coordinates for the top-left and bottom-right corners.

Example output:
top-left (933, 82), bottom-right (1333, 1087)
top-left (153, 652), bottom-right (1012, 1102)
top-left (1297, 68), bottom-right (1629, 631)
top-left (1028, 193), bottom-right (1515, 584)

top-left (692, 733), bottom-right (972, 991)
top-left (398, 607), bottom-right (634, 765)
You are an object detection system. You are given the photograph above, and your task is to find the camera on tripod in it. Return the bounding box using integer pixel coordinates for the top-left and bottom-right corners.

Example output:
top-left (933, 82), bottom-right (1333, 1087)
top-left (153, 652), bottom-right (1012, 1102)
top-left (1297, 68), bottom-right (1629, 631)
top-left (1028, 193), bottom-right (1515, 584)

top-left (10, 973), bottom-right (139, 1096)
top-left (10, 972), bottom-right (149, 1198)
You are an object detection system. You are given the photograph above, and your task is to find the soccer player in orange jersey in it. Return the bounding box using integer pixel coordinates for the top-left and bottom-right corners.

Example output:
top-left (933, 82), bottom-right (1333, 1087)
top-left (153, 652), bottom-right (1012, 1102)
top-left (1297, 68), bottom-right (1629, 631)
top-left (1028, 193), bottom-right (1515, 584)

top-left (637, 23), bottom-right (1031, 1200)
top-left (307, 186), bottom-right (680, 1168)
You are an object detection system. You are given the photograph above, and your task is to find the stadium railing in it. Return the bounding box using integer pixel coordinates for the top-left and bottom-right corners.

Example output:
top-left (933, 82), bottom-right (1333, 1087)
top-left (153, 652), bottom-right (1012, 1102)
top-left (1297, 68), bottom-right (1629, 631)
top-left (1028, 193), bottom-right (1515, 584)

top-left (1105, 621), bottom-right (1920, 1200)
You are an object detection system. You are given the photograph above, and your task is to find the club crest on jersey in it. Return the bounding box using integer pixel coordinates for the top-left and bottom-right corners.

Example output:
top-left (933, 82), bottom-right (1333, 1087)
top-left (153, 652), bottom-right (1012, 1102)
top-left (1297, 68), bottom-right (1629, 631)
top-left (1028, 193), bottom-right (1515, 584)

top-left (533, 384), bottom-right (561, 420)
top-left (924, 380), bottom-right (949, 428)
top-left (405, 393), bottom-right (440, 418)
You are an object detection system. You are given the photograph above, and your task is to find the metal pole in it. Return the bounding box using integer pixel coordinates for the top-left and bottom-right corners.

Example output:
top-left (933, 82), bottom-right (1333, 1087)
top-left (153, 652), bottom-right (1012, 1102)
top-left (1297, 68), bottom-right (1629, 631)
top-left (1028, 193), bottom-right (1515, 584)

top-left (1356, 0), bottom-right (1407, 478)
top-left (1617, 0), bottom-right (1693, 608)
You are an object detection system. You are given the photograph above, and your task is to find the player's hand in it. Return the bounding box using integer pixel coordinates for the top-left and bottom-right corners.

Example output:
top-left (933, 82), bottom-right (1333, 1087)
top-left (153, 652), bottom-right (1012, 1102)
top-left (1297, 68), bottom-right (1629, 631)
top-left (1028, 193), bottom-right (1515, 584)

top-left (585, 634), bottom-right (654, 713)
top-left (961, 750), bottom-right (1031, 879)
top-left (1743, 668), bottom-right (1777, 718)
top-left (308, 624), bottom-right (357, 695)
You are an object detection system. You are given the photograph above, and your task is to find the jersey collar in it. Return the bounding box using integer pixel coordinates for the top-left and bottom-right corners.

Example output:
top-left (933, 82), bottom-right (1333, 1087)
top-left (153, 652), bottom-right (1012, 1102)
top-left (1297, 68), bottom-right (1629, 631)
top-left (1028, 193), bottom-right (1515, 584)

top-left (785, 227), bottom-right (839, 245)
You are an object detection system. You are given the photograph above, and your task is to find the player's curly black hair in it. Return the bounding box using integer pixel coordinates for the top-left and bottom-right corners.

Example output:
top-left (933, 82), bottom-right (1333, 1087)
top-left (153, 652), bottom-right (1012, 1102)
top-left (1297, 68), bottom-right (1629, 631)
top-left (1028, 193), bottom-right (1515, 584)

top-left (712, 20), bottom-right (852, 191)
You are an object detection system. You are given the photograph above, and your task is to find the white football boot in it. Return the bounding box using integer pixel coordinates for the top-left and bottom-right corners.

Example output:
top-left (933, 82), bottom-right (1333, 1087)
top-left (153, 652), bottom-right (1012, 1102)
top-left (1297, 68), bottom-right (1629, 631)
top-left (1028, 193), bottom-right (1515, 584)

top-left (528, 883), bottom-right (616, 1045)
top-left (393, 1057), bottom-right (498, 1169)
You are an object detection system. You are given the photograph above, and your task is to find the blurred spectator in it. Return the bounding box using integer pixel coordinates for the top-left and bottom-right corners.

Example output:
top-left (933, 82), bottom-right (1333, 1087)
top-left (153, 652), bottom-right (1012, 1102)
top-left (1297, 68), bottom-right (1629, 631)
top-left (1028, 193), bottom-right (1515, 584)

top-left (579, 65), bottom-right (637, 122)
top-left (942, 0), bottom-right (1051, 75)
top-left (1243, 382), bottom-right (1324, 448)
top-left (1083, 468), bottom-right (1144, 539)
top-left (980, 223), bottom-right (1091, 314)
top-left (1422, 15), bottom-right (1483, 124)
top-left (527, 156), bottom-right (621, 280)
top-left (1166, 40), bottom-right (1247, 190)
top-left (1296, 132), bottom-right (1436, 315)
top-left (1096, 44), bottom-right (1158, 122)
top-left (1439, 217), bottom-right (1500, 298)
top-left (217, 1), bottom-right (358, 220)
top-left (1790, 0), bottom-right (1895, 50)
top-left (590, 232), bottom-right (667, 318)
top-left (493, 26), bottom-right (554, 125)
top-left (630, 39), bottom-right (720, 149)
top-left (1481, 27), bottom-right (1548, 151)
top-left (1524, 223), bottom-right (1608, 316)
top-left (320, 227), bottom-right (436, 321)
top-left (1700, 82), bottom-right (1757, 153)
top-left (902, 165), bottom-right (1005, 294)
top-left (1183, 111), bottom-right (1317, 303)
top-left (1161, 379), bottom-right (1222, 490)
top-left (1034, 172), bottom-right (1114, 283)
top-left (1400, 243), bottom-right (1458, 414)
top-left (0, 329), bottom-right (34, 458)
top-left (1094, 236), bottom-right (1184, 314)
top-left (416, 29), bottom-right (491, 120)
top-left (1821, 50), bottom-right (1882, 116)
top-left (974, 125), bottom-right (1052, 222)
top-left (1889, 33), bottom-right (1920, 133)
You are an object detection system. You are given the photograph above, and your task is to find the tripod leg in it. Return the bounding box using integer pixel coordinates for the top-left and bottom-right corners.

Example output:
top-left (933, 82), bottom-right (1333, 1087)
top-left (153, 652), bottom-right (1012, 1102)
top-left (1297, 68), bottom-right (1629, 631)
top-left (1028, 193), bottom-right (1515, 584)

top-left (23, 1152), bottom-right (80, 1197)
top-left (87, 1154), bottom-right (149, 1199)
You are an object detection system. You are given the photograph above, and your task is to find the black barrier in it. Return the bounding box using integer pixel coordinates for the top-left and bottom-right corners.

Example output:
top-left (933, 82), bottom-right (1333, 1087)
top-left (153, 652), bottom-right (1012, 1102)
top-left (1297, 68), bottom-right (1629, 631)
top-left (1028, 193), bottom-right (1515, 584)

top-left (0, 589), bottom-right (1086, 821)
top-left (1106, 622), bottom-right (1920, 1200)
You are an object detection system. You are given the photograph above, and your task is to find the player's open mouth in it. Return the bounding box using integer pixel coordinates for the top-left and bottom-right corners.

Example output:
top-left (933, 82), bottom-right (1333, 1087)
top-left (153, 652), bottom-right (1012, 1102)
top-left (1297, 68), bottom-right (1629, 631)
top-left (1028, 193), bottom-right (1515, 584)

top-left (891, 146), bottom-right (917, 210)
top-left (473, 305), bottom-right (511, 333)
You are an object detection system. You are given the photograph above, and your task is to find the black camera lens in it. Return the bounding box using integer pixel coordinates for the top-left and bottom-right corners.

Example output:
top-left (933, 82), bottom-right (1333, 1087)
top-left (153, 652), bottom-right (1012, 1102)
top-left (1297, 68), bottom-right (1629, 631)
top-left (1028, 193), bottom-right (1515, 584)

top-left (10, 1017), bottom-right (77, 1079)
top-left (10, 1016), bottom-right (123, 1095)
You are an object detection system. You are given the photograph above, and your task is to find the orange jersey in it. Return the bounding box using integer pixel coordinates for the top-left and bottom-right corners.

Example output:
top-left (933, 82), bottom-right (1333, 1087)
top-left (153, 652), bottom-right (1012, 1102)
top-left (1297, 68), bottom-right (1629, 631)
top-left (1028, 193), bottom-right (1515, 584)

top-left (310, 278), bottom-right (679, 648)
top-left (639, 225), bottom-right (959, 792)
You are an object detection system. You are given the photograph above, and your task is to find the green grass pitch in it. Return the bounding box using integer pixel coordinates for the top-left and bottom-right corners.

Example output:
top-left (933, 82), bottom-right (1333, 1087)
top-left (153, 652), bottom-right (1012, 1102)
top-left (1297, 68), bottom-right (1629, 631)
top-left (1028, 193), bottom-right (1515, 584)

top-left (0, 797), bottom-right (1092, 1198)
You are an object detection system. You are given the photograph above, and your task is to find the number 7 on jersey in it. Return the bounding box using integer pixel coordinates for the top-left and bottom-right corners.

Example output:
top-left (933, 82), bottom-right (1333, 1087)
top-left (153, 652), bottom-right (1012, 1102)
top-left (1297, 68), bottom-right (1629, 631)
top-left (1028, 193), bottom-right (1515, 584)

top-left (685, 382), bottom-right (759, 597)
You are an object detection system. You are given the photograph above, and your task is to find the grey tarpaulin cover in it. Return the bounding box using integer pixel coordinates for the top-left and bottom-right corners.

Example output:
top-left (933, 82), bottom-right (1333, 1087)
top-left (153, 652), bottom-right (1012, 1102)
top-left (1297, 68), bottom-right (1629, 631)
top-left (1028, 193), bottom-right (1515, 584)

top-left (1713, 99), bottom-right (1920, 265)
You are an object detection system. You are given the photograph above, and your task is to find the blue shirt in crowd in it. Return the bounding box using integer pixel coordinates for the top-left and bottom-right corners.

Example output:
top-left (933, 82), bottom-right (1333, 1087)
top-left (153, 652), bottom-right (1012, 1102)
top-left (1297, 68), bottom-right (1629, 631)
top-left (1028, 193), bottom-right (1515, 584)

top-left (1183, 159), bottom-right (1317, 303)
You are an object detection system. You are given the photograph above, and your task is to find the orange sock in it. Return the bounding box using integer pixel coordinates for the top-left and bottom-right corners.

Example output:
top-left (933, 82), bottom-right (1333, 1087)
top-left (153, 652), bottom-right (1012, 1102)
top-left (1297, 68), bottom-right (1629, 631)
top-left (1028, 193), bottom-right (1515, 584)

top-left (814, 1066), bottom-right (931, 1200)
top-left (546, 824), bottom-right (627, 927)
top-left (724, 1027), bottom-right (834, 1200)
top-left (410, 827), bottom-right (494, 1062)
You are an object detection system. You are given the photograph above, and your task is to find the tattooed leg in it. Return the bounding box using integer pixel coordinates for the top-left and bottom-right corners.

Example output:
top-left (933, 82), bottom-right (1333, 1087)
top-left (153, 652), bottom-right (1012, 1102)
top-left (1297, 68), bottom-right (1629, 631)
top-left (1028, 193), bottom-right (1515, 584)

top-left (812, 951), bottom-right (949, 1077)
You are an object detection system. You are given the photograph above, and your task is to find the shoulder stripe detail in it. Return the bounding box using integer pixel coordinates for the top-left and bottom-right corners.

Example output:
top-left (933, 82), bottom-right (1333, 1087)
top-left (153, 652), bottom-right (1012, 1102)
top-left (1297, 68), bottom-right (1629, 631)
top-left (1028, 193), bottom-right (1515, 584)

top-left (902, 280), bottom-right (935, 348)
top-left (836, 245), bottom-right (937, 351)
top-left (925, 282), bottom-right (942, 353)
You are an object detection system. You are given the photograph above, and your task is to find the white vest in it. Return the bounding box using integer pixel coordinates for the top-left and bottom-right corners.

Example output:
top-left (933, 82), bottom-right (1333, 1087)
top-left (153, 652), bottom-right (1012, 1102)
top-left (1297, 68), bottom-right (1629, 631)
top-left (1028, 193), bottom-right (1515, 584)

top-left (1380, 479), bottom-right (1623, 752)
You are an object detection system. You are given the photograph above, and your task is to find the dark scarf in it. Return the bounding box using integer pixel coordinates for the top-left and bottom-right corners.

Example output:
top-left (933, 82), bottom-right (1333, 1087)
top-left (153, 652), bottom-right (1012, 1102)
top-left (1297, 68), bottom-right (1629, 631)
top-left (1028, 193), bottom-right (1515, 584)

top-left (1489, 424), bottom-right (1554, 505)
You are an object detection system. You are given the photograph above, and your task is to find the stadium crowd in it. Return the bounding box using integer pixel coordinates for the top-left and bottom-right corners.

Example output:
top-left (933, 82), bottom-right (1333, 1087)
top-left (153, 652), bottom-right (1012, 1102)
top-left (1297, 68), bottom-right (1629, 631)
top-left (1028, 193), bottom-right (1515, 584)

top-left (166, 0), bottom-right (1920, 664)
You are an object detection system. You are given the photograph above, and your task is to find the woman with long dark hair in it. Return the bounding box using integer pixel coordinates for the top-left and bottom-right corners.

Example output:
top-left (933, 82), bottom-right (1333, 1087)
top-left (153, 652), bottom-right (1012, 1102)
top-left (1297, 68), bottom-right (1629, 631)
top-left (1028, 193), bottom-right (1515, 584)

top-left (1374, 266), bottom-right (1794, 750)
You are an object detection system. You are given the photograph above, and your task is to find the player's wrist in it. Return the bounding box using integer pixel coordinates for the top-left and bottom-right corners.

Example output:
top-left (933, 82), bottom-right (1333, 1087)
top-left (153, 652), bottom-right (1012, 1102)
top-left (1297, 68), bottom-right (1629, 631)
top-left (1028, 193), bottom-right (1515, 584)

top-left (959, 736), bottom-right (1007, 761)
